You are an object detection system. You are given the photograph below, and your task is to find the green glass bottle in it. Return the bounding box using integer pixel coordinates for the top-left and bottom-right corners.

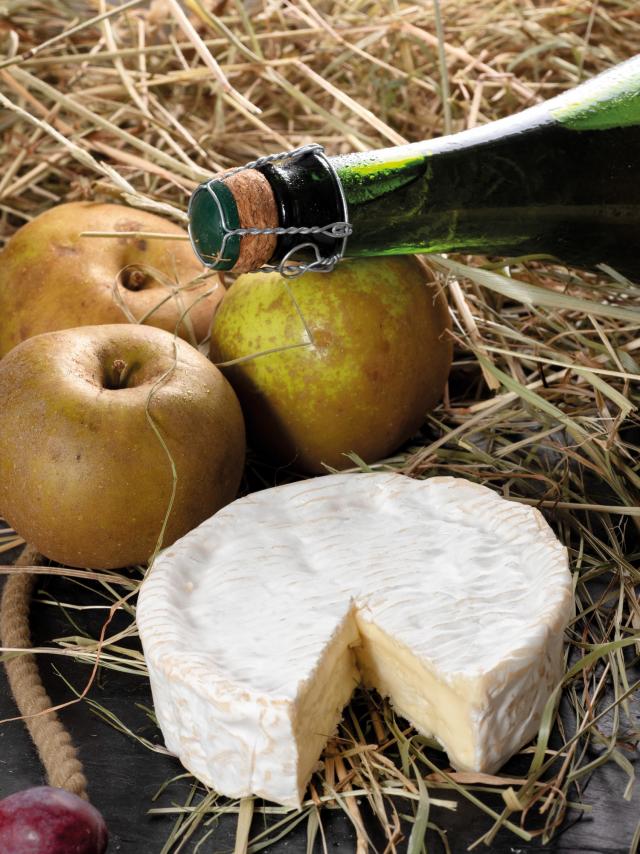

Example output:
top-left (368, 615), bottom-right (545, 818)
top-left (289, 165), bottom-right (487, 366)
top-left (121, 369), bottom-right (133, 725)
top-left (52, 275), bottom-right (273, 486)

top-left (188, 55), bottom-right (640, 278)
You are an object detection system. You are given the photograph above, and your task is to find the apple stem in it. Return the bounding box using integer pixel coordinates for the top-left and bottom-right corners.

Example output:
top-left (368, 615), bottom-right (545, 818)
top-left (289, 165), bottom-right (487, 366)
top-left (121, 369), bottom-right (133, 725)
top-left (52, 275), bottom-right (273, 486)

top-left (111, 358), bottom-right (128, 389)
top-left (123, 268), bottom-right (146, 290)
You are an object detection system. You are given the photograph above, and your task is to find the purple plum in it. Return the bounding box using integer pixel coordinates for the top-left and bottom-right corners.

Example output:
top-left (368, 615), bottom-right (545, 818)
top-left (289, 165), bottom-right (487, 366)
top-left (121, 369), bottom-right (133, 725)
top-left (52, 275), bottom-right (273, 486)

top-left (0, 786), bottom-right (108, 854)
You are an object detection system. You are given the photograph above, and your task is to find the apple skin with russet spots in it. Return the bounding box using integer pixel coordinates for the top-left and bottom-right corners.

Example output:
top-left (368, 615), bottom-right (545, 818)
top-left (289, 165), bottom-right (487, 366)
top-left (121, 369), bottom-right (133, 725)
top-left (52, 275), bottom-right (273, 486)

top-left (0, 201), bottom-right (222, 359)
top-left (0, 323), bottom-right (246, 569)
top-left (0, 786), bottom-right (108, 854)
top-left (209, 257), bottom-right (452, 474)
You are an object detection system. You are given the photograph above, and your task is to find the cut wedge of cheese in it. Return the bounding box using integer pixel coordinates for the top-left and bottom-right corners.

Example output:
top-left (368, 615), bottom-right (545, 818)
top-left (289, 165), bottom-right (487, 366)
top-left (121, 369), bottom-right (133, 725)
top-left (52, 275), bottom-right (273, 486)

top-left (137, 473), bottom-right (572, 807)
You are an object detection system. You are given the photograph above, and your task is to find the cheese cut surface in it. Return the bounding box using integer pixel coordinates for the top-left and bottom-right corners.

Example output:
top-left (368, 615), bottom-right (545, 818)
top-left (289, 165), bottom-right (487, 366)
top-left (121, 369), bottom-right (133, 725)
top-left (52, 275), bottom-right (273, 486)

top-left (137, 473), bottom-right (573, 807)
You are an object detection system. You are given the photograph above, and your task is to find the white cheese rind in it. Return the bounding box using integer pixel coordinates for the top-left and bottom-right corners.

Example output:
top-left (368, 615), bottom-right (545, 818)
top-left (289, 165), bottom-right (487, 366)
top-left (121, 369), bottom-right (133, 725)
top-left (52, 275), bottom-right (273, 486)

top-left (138, 473), bottom-right (572, 807)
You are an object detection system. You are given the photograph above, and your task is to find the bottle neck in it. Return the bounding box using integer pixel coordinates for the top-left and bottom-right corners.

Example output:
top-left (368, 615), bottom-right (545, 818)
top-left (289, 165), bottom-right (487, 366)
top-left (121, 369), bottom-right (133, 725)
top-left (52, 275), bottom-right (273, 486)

top-left (187, 56), bottom-right (640, 275)
top-left (256, 148), bottom-right (347, 270)
top-left (330, 115), bottom-right (640, 276)
top-left (273, 56), bottom-right (640, 276)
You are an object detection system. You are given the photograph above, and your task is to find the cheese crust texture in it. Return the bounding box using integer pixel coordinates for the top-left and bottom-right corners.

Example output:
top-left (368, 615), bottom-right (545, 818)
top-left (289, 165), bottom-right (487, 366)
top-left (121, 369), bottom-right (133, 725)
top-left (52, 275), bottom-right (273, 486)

top-left (137, 473), bottom-right (573, 807)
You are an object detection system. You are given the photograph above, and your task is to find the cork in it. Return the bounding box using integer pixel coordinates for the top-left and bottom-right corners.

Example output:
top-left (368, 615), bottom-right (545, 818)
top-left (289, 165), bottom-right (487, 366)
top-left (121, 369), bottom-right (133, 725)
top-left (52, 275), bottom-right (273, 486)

top-left (223, 169), bottom-right (279, 273)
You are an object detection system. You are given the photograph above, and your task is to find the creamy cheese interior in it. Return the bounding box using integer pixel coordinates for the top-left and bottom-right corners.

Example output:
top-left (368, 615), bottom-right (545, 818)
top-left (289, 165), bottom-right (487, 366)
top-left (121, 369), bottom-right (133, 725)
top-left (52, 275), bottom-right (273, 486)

top-left (288, 608), bottom-right (480, 803)
top-left (288, 609), bottom-right (523, 804)
top-left (355, 616), bottom-right (479, 768)
top-left (291, 612), bottom-right (360, 796)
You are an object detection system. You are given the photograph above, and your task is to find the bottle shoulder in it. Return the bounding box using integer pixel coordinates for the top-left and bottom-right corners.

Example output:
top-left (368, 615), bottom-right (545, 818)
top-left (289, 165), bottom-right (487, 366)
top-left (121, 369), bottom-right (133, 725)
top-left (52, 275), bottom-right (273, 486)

top-left (331, 54), bottom-right (640, 174)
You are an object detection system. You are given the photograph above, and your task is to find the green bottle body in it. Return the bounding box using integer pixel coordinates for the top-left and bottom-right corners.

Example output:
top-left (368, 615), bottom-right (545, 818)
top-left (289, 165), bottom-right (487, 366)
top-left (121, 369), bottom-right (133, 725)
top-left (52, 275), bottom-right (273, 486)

top-left (334, 116), bottom-right (640, 277)
top-left (189, 56), bottom-right (640, 277)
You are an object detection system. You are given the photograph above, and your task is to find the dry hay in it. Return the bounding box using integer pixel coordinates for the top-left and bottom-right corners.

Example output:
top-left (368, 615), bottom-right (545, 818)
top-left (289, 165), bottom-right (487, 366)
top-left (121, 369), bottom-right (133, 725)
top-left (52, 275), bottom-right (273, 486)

top-left (1, 0), bottom-right (639, 851)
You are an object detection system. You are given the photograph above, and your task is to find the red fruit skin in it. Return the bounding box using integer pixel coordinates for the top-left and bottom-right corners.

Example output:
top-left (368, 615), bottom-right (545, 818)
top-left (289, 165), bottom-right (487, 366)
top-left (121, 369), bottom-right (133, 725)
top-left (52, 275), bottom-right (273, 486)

top-left (0, 787), bottom-right (108, 854)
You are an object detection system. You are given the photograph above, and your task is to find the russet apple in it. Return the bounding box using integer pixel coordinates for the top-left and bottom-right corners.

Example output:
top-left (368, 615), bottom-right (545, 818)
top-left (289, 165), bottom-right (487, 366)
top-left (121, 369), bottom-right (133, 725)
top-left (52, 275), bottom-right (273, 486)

top-left (0, 202), bottom-right (222, 358)
top-left (0, 324), bottom-right (245, 569)
top-left (209, 257), bottom-right (451, 473)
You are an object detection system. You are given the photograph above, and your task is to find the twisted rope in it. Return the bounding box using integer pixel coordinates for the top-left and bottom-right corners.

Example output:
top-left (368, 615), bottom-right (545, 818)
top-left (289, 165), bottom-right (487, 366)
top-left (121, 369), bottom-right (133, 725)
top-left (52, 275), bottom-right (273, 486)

top-left (1, 544), bottom-right (88, 798)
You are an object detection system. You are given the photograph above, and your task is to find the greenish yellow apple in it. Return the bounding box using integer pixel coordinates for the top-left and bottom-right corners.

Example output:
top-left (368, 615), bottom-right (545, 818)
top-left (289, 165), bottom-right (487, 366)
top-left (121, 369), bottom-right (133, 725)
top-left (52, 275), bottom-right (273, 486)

top-left (0, 324), bottom-right (245, 569)
top-left (0, 202), bottom-right (222, 358)
top-left (209, 257), bottom-right (451, 473)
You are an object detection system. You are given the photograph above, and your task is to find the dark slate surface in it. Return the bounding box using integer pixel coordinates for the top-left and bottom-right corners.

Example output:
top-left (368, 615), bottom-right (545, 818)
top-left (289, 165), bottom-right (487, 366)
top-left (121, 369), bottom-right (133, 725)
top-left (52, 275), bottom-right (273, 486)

top-left (1, 560), bottom-right (638, 853)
